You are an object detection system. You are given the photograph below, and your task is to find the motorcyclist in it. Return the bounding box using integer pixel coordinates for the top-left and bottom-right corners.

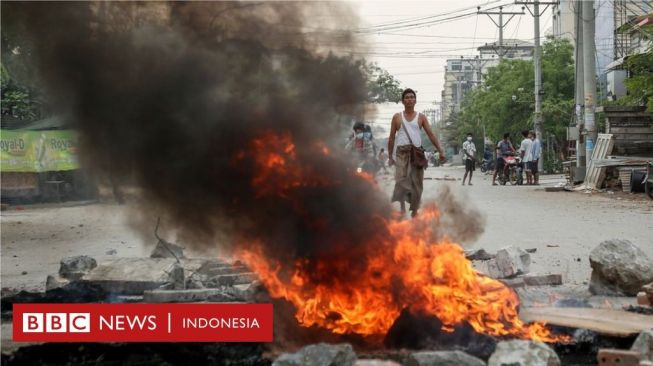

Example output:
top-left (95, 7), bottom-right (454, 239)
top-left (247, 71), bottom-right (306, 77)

top-left (492, 133), bottom-right (515, 185)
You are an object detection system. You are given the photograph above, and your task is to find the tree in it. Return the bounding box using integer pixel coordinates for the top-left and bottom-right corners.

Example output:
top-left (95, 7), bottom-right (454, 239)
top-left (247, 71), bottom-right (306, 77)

top-left (362, 61), bottom-right (403, 104)
top-left (455, 38), bottom-right (575, 151)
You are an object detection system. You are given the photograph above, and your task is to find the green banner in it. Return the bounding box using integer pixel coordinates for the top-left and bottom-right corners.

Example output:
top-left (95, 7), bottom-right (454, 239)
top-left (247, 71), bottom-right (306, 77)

top-left (1, 129), bottom-right (79, 172)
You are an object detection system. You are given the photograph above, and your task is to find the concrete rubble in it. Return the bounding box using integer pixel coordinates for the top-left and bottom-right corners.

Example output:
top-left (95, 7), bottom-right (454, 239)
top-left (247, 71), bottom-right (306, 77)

top-left (589, 239), bottom-right (653, 296)
top-left (44, 255), bottom-right (260, 300)
top-left (405, 350), bottom-right (486, 366)
top-left (59, 255), bottom-right (97, 280)
top-left (354, 361), bottom-right (401, 366)
top-left (273, 343), bottom-right (357, 366)
top-left (631, 329), bottom-right (653, 362)
top-left (488, 340), bottom-right (560, 366)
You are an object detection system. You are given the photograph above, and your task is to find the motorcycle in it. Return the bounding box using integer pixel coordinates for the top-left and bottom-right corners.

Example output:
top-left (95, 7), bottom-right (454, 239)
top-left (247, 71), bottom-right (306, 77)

top-left (480, 157), bottom-right (495, 173)
top-left (497, 154), bottom-right (523, 186)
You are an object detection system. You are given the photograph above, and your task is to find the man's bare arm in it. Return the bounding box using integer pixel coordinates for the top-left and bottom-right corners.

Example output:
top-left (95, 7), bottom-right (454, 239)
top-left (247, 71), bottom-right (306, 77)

top-left (387, 114), bottom-right (399, 165)
top-left (420, 114), bottom-right (445, 159)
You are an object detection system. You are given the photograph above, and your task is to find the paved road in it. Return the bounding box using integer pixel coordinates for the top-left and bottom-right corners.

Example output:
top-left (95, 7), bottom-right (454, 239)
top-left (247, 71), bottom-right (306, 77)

top-left (378, 166), bottom-right (653, 285)
top-left (2, 166), bottom-right (652, 291)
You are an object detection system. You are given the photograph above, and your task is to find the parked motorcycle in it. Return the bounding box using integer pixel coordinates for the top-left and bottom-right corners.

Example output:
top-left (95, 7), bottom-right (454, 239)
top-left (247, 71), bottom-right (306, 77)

top-left (497, 154), bottom-right (523, 185)
top-left (480, 157), bottom-right (495, 173)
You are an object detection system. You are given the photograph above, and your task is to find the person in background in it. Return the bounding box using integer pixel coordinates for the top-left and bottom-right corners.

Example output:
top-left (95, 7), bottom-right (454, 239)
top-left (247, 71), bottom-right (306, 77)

top-left (378, 148), bottom-right (388, 174)
top-left (519, 130), bottom-right (533, 185)
top-left (530, 130), bottom-right (542, 185)
top-left (461, 132), bottom-right (476, 186)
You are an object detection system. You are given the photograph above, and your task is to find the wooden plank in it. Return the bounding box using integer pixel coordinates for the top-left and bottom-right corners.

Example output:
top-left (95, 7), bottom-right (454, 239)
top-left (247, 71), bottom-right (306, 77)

top-left (520, 307), bottom-right (653, 337)
top-left (586, 134), bottom-right (615, 189)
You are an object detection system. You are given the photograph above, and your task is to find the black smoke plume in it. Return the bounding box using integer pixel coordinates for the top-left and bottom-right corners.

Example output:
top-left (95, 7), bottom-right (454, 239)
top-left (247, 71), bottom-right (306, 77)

top-left (2, 2), bottom-right (396, 280)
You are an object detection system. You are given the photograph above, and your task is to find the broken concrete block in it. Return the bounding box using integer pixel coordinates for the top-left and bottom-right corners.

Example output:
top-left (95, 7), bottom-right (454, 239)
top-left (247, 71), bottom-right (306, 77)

top-left (522, 274), bottom-right (563, 286)
top-left (406, 351), bottom-right (485, 366)
top-left (589, 240), bottom-right (653, 296)
top-left (597, 349), bottom-right (641, 366)
top-left (500, 278), bottom-right (525, 288)
top-left (465, 249), bottom-right (495, 261)
top-left (80, 258), bottom-right (184, 295)
top-left (638, 292), bottom-right (651, 307)
top-left (143, 289), bottom-right (239, 303)
top-left (45, 275), bottom-right (70, 291)
top-left (273, 343), bottom-right (357, 366)
top-left (488, 340), bottom-right (560, 366)
top-left (206, 272), bottom-right (258, 287)
top-left (632, 330), bottom-right (653, 362)
top-left (59, 255), bottom-right (97, 280)
top-left (150, 239), bottom-right (185, 260)
top-left (494, 246), bottom-right (530, 278)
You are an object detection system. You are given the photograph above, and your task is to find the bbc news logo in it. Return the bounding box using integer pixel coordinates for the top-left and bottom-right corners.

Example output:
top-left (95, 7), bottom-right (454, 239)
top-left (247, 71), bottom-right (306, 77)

top-left (13, 303), bottom-right (273, 342)
top-left (23, 313), bottom-right (91, 333)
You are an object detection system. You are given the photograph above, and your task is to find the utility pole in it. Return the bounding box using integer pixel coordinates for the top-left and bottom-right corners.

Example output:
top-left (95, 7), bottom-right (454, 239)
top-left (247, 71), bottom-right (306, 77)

top-left (515, 0), bottom-right (558, 172)
top-left (574, 0), bottom-right (585, 177)
top-left (582, 0), bottom-right (597, 171)
top-left (478, 6), bottom-right (525, 60)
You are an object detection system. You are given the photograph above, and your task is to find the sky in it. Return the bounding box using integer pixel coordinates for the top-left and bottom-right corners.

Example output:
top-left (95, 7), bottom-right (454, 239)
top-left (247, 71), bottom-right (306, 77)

top-left (346, 0), bottom-right (554, 133)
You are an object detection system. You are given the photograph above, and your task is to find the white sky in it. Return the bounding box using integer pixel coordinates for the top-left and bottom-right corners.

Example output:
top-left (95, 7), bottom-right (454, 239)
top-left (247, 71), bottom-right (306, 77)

top-left (346, 0), bottom-right (554, 132)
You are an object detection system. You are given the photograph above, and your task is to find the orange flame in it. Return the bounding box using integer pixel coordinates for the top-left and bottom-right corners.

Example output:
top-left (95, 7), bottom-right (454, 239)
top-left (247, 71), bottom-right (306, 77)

top-left (235, 132), bottom-right (566, 343)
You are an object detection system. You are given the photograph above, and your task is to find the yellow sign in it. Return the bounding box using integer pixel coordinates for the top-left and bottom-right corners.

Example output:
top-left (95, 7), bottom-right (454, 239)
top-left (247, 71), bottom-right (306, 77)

top-left (0, 129), bottom-right (79, 172)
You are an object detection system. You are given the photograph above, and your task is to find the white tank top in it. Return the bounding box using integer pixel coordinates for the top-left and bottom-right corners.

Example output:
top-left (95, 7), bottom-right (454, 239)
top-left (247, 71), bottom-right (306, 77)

top-left (395, 111), bottom-right (422, 147)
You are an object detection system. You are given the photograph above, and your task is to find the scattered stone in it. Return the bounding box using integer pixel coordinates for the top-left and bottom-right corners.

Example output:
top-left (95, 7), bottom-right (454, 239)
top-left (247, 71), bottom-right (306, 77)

top-left (465, 249), bottom-right (495, 261)
top-left (546, 245), bottom-right (559, 248)
top-left (488, 246), bottom-right (531, 278)
top-left (355, 361), bottom-right (400, 366)
top-left (150, 239), bottom-right (185, 260)
top-left (59, 255), bottom-right (98, 280)
top-left (589, 239), bottom-right (653, 296)
top-left (45, 275), bottom-right (70, 291)
top-left (522, 274), bottom-right (563, 286)
top-left (143, 289), bottom-right (239, 303)
top-left (273, 343), bottom-right (357, 366)
top-left (631, 329), bottom-right (653, 362)
top-left (406, 351), bottom-right (485, 366)
top-left (488, 340), bottom-right (560, 366)
top-left (105, 249), bottom-right (117, 255)
top-left (21, 271), bottom-right (27, 275)
top-left (80, 258), bottom-right (184, 295)
top-left (526, 248), bottom-right (537, 253)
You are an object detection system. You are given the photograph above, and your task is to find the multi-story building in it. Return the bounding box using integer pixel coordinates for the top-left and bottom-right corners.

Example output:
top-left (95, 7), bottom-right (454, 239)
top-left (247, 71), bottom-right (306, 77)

top-left (440, 39), bottom-right (534, 124)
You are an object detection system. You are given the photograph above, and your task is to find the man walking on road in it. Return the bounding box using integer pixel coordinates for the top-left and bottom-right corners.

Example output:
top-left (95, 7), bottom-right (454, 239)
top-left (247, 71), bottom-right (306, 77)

top-left (462, 132), bottom-right (476, 186)
top-left (388, 88), bottom-right (445, 218)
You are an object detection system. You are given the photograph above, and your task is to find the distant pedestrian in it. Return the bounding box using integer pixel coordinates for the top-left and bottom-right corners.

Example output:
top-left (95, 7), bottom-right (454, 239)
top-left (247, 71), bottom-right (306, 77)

top-left (378, 148), bottom-right (388, 174)
top-left (388, 88), bottom-right (446, 218)
top-left (461, 132), bottom-right (476, 186)
top-left (519, 130), bottom-right (533, 185)
top-left (530, 130), bottom-right (541, 185)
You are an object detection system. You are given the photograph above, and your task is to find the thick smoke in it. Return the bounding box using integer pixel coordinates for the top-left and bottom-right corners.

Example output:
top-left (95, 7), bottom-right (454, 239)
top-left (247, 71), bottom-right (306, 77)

top-left (3, 2), bottom-right (392, 277)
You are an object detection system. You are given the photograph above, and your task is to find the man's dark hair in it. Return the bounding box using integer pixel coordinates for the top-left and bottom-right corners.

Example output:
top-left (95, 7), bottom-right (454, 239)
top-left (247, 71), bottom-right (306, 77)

top-left (503, 133), bottom-right (510, 139)
top-left (402, 88), bottom-right (416, 100)
top-left (521, 130), bottom-right (529, 138)
top-left (467, 132), bottom-right (473, 137)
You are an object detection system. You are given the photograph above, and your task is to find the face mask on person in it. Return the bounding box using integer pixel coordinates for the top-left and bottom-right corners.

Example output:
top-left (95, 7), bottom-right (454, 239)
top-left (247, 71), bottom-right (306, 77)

top-left (467, 137), bottom-right (473, 141)
top-left (356, 133), bottom-right (364, 139)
